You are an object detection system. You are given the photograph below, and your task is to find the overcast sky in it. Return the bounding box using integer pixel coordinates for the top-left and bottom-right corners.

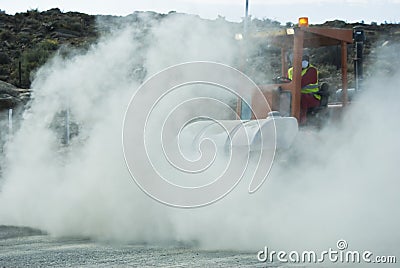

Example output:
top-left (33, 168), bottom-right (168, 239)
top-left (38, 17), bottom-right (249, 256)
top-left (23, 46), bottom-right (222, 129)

top-left (1, 0), bottom-right (399, 24)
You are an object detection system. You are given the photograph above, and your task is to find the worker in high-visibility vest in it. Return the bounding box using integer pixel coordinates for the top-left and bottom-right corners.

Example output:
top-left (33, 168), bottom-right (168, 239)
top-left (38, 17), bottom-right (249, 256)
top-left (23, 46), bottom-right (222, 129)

top-left (288, 55), bottom-right (321, 124)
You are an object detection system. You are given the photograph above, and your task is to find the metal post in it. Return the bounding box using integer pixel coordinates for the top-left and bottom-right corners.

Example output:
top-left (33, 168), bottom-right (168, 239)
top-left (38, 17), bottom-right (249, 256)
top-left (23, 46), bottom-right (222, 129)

top-left (65, 108), bottom-right (70, 145)
top-left (291, 28), bottom-right (304, 121)
top-left (244, 0), bottom-right (249, 35)
top-left (237, 0), bottom-right (250, 120)
top-left (353, 27), bottom-right (364, 92)
top-left (18, 61), bottom-right (22, 87)
top-left (281, 47), bottom-right (287, 77)
top-left (8, 108), bottom-right (13, 137)
top-left (341, 41), bottom-right (348, 106)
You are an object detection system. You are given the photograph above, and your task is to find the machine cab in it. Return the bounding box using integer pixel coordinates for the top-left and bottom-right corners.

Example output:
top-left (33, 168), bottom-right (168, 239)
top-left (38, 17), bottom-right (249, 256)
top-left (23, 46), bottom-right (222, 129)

top-left (237, 18), bottom-right (356, 124)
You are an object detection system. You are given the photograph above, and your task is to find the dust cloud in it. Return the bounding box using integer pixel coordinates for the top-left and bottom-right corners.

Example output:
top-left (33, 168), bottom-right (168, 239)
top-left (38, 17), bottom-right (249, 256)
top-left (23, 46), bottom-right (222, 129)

top-left (0, 13), bottom-right (398, 262)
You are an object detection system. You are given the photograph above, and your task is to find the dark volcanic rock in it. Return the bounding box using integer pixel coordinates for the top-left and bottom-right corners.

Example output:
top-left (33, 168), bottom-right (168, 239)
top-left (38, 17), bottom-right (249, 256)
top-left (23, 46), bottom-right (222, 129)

top-left (0, 9), bottom-right (97, 88)
top-left (0, 80), bottom-right (30, 111)
top-left (0, 8), bottom-right (398, 107)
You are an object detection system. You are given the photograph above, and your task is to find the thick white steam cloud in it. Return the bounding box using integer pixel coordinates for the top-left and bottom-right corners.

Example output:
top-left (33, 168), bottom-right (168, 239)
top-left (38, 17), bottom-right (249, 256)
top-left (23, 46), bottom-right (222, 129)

top-left (0, 13), bottom-right (399, 262)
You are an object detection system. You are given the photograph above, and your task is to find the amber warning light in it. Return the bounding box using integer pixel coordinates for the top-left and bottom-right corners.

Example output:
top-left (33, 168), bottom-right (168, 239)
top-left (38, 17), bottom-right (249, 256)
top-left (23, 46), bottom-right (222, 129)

top-left (299, 17), bottom-right (309, 27)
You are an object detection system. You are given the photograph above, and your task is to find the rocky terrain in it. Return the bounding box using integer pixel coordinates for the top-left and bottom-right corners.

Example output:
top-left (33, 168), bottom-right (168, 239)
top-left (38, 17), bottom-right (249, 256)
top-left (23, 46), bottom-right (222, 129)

top-left (0, 8), bottom-right (96, 86)
top-left (0, 80), bottom-right (30, 110)
top-left (1, 8), bottom-right (400, 113)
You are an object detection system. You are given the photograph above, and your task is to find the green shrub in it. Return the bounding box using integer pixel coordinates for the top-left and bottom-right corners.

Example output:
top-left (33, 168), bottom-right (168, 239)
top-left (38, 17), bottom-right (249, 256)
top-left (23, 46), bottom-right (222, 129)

top-left (40, 39), bottom-right (59, 50)
top-left (318, 64), bottom-right (338, 79)
top-left (0, 52), bottom-right (11, 64)
top-left (14, 39), bottom-right (59, 87)
top-left (17, 32), bottom-right (32, 44)
top-left (0, 66), bottom-right (9, 75)
top-left (68, 22), bottom-right (83, 32)
top-left (0, 30), bottom-right (13, 41)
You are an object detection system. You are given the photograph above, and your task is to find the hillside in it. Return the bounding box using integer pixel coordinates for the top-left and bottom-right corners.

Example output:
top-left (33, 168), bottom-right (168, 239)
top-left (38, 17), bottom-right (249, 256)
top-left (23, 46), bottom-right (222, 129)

top-left (1, 8), bottom-right (400, 111)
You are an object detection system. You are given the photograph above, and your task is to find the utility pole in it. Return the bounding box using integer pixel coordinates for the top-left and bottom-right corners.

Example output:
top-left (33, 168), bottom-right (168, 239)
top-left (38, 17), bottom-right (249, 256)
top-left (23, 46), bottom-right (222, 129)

top-left (353, 26), bottom-right (365, 92)
top-left (239, 0), bottom-right (252, 120)
top-left (244, 0), bottom-right (249, 36)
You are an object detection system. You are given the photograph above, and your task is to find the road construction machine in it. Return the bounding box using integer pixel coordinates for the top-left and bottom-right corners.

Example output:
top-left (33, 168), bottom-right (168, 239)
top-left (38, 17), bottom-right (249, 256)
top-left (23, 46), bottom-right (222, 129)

top-left (181, 17), bottom-right (364, 152)
top-left (238, 17), bottom-right (364, 125)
